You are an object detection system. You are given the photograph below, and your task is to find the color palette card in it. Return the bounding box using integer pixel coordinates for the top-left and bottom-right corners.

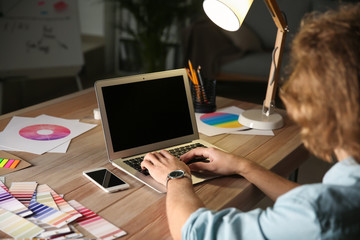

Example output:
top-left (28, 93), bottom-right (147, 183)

top-left (0, 208), bottom-right (44, 239)
top-left (28, 217), bottom-right (72, 239)
top-left (9, 181), bottom-right (38, 206)
top-left (0, 186), bottom-right (33, 217)
top-left (50, 225), bottom-right (83, 239)
top-left (36, 191), bottom-right (59, 210)
top-left (0, 181), bottom-right (9, 191)
top-left (0, 151), bottom-right (32, 175)
top-left (37, 184), bottom-right (82, 221)
top-left (69, 200), bottom-right (127, 240)
top-left (28, 192), bottom-right (74, 228)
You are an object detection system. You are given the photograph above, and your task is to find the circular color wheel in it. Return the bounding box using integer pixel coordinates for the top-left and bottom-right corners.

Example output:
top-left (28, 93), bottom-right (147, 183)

top-left (19, 124), bottom-right (71, 141)
top-left (200, 112), bottom-right (243, 128)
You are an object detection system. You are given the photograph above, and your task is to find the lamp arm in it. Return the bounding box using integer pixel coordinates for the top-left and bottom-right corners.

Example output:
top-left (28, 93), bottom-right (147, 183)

top-left (263, 0), bottom-right (287, 31)
top-left (263, 28), bottom-right (287, 116)
top-left (262, 0), bottom-right (288, 116)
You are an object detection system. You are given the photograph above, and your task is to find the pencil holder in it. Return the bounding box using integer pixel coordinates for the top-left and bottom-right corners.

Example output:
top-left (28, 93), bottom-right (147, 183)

top-left (191, 79), bottom-right (216, 113)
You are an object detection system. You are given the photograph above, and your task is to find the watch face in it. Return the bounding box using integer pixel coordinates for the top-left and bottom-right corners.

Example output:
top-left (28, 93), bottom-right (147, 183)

top-left (169, 170), bottom-right (184, 178)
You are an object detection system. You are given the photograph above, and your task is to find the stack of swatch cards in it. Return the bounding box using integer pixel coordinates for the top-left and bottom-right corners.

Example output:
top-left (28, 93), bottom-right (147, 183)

top-left (0, 181), bottom-right (127, 239)
top-left (0, 115), bottom-right (97, 154)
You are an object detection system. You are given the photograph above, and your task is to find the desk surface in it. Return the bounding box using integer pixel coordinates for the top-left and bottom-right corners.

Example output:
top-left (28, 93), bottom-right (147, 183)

top-left (0, 88), bottom-right (308, 239)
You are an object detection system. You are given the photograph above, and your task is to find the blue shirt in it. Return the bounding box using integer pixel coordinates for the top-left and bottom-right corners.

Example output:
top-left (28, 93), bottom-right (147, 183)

top-left (182, 157), bottom-right (360, 240)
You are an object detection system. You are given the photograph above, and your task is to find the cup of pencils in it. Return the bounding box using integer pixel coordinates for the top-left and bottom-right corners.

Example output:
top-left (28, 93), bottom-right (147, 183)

top-left (187, 60), bottom-right (216, 113)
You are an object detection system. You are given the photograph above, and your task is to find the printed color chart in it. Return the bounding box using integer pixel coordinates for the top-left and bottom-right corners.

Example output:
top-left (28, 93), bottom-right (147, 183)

top-left (69, 200), bottom-right (127, 240)
top-left (9, 182), bottom-right (38, 206)
top-left (0, 208), bottom-right (44, 239)
top-left (200, 112), bottom-right (242, 128)
top-left (19, 124), bottom-right (71, 141)
top-left (0, 181), bottom-right (127, 239)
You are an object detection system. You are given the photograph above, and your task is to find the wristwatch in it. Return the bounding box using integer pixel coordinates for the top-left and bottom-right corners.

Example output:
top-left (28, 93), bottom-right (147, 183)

top-left (166, 170), bottom-right (191, 189)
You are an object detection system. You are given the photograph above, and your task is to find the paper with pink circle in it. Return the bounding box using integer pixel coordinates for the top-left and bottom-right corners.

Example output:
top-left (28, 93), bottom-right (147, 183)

top-left (0, 115), bottom-right (96, 154)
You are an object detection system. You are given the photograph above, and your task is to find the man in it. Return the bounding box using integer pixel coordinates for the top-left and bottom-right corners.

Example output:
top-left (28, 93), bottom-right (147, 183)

top-left (141, 3), bottom-right (360, 239)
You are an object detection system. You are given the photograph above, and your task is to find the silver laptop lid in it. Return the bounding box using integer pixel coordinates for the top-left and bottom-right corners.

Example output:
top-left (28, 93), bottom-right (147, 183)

top-left (95, 68), bottom-right (199, 161)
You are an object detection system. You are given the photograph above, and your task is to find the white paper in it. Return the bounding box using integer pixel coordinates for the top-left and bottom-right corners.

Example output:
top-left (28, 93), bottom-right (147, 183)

top-left (0, 115), bottom-right (96, 154)
top-left (231, 129), bottom-right (274, 136)
top-left (196, 106), bottom-right (273, 136)
top-left (196, 106), bottom-right (248, 136)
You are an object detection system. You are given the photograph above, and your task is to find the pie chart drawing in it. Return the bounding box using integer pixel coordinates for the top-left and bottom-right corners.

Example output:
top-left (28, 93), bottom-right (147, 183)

top-left (200, 112), bottom-right (243, 128)
top-left (19, 124), bottom-right (71, 141)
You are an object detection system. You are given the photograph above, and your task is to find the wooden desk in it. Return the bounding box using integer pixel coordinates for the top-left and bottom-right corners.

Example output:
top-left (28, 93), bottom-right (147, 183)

top-left (0, 88), bottom-right (308, 239)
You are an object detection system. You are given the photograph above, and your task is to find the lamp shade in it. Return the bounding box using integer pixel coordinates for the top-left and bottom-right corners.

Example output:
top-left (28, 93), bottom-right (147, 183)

top-left (203, 0), bottom-right (254, 31)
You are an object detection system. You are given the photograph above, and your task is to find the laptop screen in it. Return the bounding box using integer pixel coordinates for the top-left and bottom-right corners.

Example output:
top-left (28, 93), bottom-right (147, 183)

top-left (101, 75), bottom-right (194, 153)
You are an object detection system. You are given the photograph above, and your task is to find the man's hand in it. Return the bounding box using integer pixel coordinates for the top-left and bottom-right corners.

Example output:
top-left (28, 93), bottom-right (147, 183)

top-left (181, 147), bottom-right (250, 176)
top-left (141, 150), bottom-right (191, 186)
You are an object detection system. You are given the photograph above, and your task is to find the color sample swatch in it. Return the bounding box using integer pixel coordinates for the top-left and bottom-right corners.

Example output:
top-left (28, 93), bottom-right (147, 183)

top-left (9, 181), bottom-right (38, 206)
top-left (29, 217), bottom-right (72, 239)
top-left (0, 181), bottom-right (9, 192)
top-left (44, 225), bottom-right (83, 239)
top-left (0, 186), bottom-right (33, 217)
top-left (28, 192), bottom-right (74, 228)
top-left (19, 124), bottom-right (71, 141)
top-left (0, 208), bottom-right (44, 239)
top-left (37, 184), bottom-right (82, 220)
top-left (69, 200), bottom-right (127, 240)
top-left (200, 112), bottom-right (243, 128)
top-left (36, 191), bottom-right (58, 209)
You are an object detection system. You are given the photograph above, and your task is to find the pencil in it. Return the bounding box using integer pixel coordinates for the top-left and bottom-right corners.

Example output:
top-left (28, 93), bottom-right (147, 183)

top-left (188, 60), bottom-right (201, 103)
top-left (197, 66), bottom-right (208, 103)
top-left (188, 60), bottom-right (199, 85)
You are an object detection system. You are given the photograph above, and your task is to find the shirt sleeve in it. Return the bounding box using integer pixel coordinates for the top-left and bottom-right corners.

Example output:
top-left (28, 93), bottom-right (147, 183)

top-left (182, 186), bottom-right (321, 240)
top-left (182, 207), bottom-right (266, 240)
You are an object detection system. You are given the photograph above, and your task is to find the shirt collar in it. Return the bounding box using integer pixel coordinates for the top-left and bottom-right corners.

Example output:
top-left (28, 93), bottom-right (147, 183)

top-left (323, 156), bottom-right (360, 186)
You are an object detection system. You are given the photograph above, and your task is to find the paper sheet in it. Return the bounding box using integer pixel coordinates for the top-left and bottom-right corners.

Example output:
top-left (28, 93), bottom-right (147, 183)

top-left (196, 106), bottom-right (274, 136)
top-left (0, 115), bottom-right (96, 154)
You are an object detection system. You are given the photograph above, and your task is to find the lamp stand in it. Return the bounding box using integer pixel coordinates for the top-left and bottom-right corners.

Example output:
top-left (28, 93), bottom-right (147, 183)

top-left (239, 1), bottom-right (288, 130)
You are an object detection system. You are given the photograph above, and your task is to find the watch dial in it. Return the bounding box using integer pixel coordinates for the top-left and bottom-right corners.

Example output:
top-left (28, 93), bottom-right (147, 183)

top-left (170, 170), bottom-right (184, 178)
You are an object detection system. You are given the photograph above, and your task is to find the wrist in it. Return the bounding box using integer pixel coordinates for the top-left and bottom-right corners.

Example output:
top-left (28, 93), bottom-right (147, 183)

top-left (236, 158), bottom-right (255, 176)
top-left (166, 171), bottom-right (192, 190)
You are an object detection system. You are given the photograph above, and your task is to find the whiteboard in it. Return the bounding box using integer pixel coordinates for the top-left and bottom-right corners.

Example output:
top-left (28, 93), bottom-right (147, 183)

top-left (0, 0), bottom-right (83, 79)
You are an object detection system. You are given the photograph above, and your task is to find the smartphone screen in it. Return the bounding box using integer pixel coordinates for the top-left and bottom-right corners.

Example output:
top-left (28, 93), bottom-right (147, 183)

top-left (86, 168), bottom-right (126, 188)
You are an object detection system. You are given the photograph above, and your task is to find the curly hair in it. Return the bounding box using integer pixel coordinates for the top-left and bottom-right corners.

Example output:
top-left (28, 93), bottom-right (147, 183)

top-left (280, 3), bottom-right (360, 162)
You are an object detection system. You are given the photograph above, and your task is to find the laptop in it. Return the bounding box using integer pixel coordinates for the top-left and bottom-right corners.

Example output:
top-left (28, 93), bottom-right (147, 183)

top-left (95, 68), bottom-right (221, 193)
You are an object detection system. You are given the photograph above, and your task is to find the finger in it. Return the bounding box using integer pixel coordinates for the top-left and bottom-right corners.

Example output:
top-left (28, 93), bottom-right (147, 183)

top-left (141, 158), bottom-right (154, 170)
top-left (188, 161), bottom-right (214, 172)
top-left (181, 148), bottom-right (208, 163)
top-left (151, 152), bottom-right (169, 163)
top-left (159, 150), bottom-right (177, 159)
top-left (144, 152), bottom-right (163, 163)
top-left (144, 152), bottom-right (157, 160)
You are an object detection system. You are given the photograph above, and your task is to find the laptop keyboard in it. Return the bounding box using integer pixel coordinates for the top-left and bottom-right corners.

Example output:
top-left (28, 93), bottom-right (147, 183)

top-left (124, 143), bottom-right (206, 176)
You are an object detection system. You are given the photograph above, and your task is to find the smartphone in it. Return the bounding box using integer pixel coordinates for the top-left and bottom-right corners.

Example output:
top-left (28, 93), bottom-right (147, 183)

top-left (83, 168), bottom-right (129, 193)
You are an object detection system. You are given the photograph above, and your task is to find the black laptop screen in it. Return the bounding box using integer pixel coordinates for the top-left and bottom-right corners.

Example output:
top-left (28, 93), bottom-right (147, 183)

top-left (102, 76), bottom-right (194, 152)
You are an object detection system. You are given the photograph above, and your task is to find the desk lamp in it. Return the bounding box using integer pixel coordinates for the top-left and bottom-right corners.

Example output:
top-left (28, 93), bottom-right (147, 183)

top-left (203, 0), bottom-right (288, 129)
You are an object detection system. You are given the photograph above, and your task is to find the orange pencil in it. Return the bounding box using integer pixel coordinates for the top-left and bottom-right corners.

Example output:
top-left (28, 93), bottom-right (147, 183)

top-left (186, 68), bottom-right (195, 85)
top-left (188, 60), bottom-right (201, 103)
top-left (188, 60), bottom-right (199, 85)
